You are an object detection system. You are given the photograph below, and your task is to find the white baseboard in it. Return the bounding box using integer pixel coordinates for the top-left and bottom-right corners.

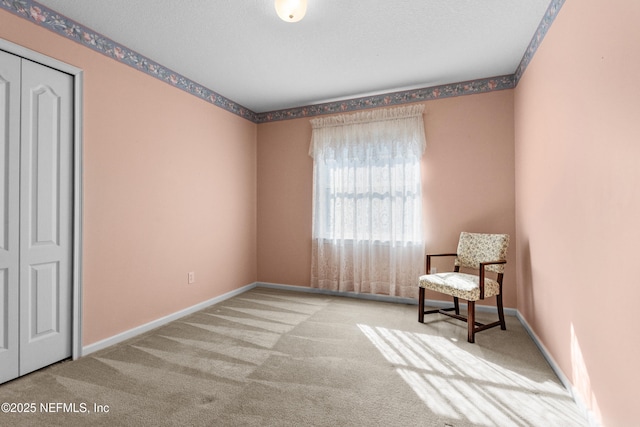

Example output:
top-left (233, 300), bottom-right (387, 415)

top-left (516, 312), bottom-right (600, 427)
top-left (81, 282), bottom-right (258, 356)
top-left (420, 297), bottom-right (518, 317)
top-left (257, 281), bottom-right (517, 316)
top-left (257, 281), bottom-right (418, 305)
top-left (261, 282), bottom-right (596, 425)
top-left (82, 280), bottom-right (516, 356)
top-left (80, 280), bottom-right (598, 425)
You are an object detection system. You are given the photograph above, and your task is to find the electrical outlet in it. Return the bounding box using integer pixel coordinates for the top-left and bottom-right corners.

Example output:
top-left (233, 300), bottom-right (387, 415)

top-left (188, 272), bottom-right (195, 284)
top-left (430, 267), bottom-right (437, 274)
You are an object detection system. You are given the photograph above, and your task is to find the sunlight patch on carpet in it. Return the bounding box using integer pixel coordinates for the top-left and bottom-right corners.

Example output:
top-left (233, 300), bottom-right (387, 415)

top-left (233, 297), bottom-right (326, 315)
top-left (184, 322), bottom-right (282, 348)
top-left (357, 324), bottom-right (586, 426)
top-left (248, 291), bottom-right (332, 306)
top-left (132, 345), bottom-right (256, 381)
top-left (157, 335), bottom-right (286, 365)
top-left (203, 313), bottom-right (296, 334)
top-left (221, 307), bottom-right (310, 325)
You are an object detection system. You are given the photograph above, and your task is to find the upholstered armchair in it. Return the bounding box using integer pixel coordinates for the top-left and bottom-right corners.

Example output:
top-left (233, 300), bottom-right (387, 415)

top-left (418, 232), bottom-right (509, 343)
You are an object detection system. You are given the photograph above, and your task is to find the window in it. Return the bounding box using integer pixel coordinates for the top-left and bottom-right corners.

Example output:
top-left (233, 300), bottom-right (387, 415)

top-left (317, 156), bottom-right (422, 243)
top-left (309, 105), bottom-right (426, 297)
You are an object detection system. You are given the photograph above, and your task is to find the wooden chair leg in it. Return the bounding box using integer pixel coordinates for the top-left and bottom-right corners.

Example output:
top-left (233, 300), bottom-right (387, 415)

top-left (467, 300), bottom-right (475, 343)
top-left (418, 287), bottom-right (425, 323)
top-left (453, 297), bottom-right (460, 315)
top-left (497, 293), bottom-right (506, 330)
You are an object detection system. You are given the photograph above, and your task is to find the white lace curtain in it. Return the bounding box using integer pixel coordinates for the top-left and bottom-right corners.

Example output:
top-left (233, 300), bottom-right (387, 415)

top-left (309, 105), bottom-right (426, 298)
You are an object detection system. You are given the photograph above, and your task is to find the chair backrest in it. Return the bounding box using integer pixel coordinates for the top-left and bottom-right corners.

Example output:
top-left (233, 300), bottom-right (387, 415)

top-left (454, 232), bottom-right (509, 274)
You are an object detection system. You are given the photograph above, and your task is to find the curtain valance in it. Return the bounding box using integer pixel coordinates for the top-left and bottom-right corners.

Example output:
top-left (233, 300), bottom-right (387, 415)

top-left (309, 104), bottom-right (426, 161)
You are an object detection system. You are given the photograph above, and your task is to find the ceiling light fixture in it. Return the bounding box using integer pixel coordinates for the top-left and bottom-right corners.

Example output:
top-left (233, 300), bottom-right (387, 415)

top-left (274, 0), bottom-right (307, 23)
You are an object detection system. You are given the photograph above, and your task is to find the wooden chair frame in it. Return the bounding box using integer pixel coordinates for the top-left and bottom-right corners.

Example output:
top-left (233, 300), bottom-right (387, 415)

top-left (418, 253), bottom-right (507, 343)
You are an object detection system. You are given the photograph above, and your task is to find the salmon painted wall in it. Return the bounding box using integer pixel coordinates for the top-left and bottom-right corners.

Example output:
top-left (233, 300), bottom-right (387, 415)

top-left (0, 11), bottom-right (258, 346)
top-left (514, 1), bottom-right (640, 425)
top-left (258, 90), bottom-right (516, 307)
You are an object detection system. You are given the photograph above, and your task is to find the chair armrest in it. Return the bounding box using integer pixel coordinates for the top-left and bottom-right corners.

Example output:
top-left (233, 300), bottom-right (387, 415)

top-left (479, 260), bottom-right (507, 267)
top-left (425, 253), bottom-right (457, 274)
top-left (478, 260), bottom-right (507, 299)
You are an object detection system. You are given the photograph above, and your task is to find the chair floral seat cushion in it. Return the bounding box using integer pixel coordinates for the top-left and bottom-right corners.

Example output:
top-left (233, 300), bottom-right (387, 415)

top-left (418, 272), bottom-right (500, 302)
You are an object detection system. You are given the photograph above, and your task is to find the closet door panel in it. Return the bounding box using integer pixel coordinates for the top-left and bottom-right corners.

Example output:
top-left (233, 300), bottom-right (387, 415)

top-left (19, 58), bottom-right (73, 376)
top-left (0, 50), bottom-right (20, 384)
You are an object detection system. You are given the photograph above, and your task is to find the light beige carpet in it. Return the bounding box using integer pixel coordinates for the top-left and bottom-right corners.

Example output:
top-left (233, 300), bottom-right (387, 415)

top-left (0, 287), bottom-right (587, 426)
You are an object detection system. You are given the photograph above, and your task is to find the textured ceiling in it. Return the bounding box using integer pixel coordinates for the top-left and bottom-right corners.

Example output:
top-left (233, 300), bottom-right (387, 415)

top-left (34, 0), bottom-right (552, 113)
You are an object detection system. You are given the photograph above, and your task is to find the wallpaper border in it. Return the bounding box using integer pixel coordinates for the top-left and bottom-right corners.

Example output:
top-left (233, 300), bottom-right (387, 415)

top-left (257, 75), bottom-right (515, 123)
top-left (1, 0), bottom-right (565, 123)
top-left (514, 0), bottom-right (566, 84)
top-left (0, 0), bottom-right (259, 122)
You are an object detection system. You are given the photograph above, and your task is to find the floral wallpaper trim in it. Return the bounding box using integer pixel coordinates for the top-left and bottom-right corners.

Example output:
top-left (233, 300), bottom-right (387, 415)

top-left (514, 0), bottom-right (566, 84)
top-left (256, 75), bottom-right (515, 123)
top-left (0, 0), bottom-right (259, 122)
top-left (1, 0), bottom-right (559, 124)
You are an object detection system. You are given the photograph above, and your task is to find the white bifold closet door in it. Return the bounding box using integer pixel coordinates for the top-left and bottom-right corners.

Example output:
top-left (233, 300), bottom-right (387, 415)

top-left (0, 49), bottom-right (73, 384)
